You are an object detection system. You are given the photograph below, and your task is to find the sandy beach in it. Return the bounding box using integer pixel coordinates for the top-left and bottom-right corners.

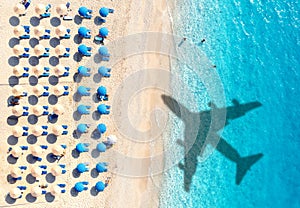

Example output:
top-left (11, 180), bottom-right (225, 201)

top-left (0, 0), bottom-right (172, 207)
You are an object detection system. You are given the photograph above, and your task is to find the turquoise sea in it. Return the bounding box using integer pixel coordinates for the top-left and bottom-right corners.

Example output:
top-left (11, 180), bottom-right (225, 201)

top-left (160, 0), bottom-right (300, 207)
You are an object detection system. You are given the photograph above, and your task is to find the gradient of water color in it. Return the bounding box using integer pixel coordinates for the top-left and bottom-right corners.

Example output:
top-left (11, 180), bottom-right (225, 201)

top-left (160, 0), bottom-right (300, 207)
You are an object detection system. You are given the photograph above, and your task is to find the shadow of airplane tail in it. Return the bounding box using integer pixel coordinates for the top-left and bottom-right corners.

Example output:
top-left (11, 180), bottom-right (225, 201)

top-left (236, 153), bottom-right (263, 185)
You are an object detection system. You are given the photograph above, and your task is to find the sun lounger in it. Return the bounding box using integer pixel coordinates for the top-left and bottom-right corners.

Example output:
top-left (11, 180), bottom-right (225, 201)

top-left (40, 12), bottom-right (51, 18)
top-left (20, 34), bottom-right (30, 39)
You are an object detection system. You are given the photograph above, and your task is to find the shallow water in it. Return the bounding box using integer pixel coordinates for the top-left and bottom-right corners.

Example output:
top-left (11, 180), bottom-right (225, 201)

top-left (160, 0), bottom-right (300, 207)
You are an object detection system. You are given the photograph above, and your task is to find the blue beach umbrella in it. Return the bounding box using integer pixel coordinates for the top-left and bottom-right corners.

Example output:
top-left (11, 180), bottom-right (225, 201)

top-left (77, 86), bottom-right (88, 95)
top-left (99, 7), bottom-right (109, 17)
top-left (78, 44), bottom-right (88, 55)
top-left (98, 66), bottom-right (108, 75)
top-left (77, 104), bottom-right (88, 114)
top-left (78, 66), bottom-right (88, 75)
top-left (74, 182), bottom-right (84, 192)
top-left (76, 163), bottom-right (87, 173)
top-left (76, 143), bottom-right (86, 153)
top-left (78, 27), bottom-right (89, 37)
top-left (96, 163), bottom-right (107, 173)
top-left (97, 123), bottom-right (106, 133)
top-left (99, 27), bottom-right (108, 37)
top-left (95, 181), bottom-right (105, 192)
top-left (98, 46), bottom-right (108, 56)
top-left (96, 142), bottom-right (106, 152)
top-left (77, 124), bottom-right (87, 133)
top-left (78, 7), bottom-right (88, 16)
top-left (97, 104), bottom-right (107, 114)
top-left (97, 86), bottom-right (107, 96)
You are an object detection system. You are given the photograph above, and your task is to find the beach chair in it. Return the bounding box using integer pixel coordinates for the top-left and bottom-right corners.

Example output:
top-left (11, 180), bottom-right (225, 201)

top-left (58, 184), bottom-right (66, 188)
top-left (60, 29), bottom-right (71, 39)
top-left (40, 145), bottom-right (48, 149)
top-left (20, 146), bottom-right (28, 150)
top-left (40, 12), bottom-right (51, 19)
top-left (59, 164), bottom-right (66, 168)
top-left (17, 186), bottom-right (27, 190)
top-left (20, 34), bottom-right (30, 39)
top-left (23, 26), bottom-right (30, 33)
top-left (45, 4), bottom-right (51, 12)
top-left (109, 9), bottom-right (114, 13)
top-left (94, 35), bottom-right (104, 42)
top-left (61, 144), bottom-right (67, 148)
top-left (63, 16), bottom-right (73, 21)
top-left (66, 2), bottom-right (71, 9)
top-left (22, 126), bottom-right (29, 131)
top-left (61, 189), bottom-right (66, 193)
top-left (39, 165), bottom-right (47, 169)
top-left (40, 30), bottom-right (51, 39)
top-left (21, 73), bottom-right (29, 77)
top-left (19, 166), bottom-right (27, 170)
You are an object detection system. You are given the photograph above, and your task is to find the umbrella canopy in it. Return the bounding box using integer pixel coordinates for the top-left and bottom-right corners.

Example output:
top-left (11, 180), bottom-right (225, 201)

top-left (33, 84), bottom-right (44, 96)
top-left (107, 135), bottom-right (118, 145)
top-left (54, 65), bottom-right (65, 76)
top-left (55, 45), bottom-right (65, 56)
top-left (97, 124), bottom-right (106, 134)
top-left (99, 7), bottom-right (109, 17)
top-left (78, 66), bottom-right (88, 75)
top-left (78, 27), bottom-right (89, 37)
top-left (95, 181), bottom-right (105, 192)
top-left (99, 27), bottom-right (109, 37)
top-left (31, 186), bottom-right (43, 197)
top-left (77, 105), bottom-right (88, 114)
top-left (14, 3), bottom-right (26, 15)
top-left (96, 163), bottom-right (107, 173)
top-left (12, 126), bottom-right (23, 137)
top-left (13, 45), bottom-right (24, 56)
top-left (10, 167), bottom-right (22, 178)
top-left (9, 188), bottom-right (22, 199)
top-left (77, 124), bottom-right (87, 133)
top-left (97, 86), bottom-right (107, 96)
top-left (74, 182), bottom-right (85, 192)
top-left (13, 65), bottom-right (23, 76)
top-left (78, 7), bottom-right (88, 16)
top-left (97, 104), bottom-right (107, 114)
top-left (56, 4), bottom-right (68, 16)
top-left (14, 26), bottom-right (24, 36)
top-left (34, 26), bottom-right (45, 37)
top-left (53, 85), bottom-right (65, 96)
top-left (98, 66), bottom-right (108, 76)
top-left (98, 46), bottom-right (108, 56)
top-left (12, 85), bottom-right (24, 96)
top-left (11, 147), bottom-right (22, 158)
top-left (78, 44), bottom-right (88, 55)
top-left (31, 167), bottom-right (42, 178)
top-left (53, 104), bottom-right (64, 115)
top-left (50, 185), bottom-right (61, 195)
top-left (76, 163), bottom-right (87, 173)
top-left (35, 4), bottom-right (45, 15)
top-left (12, 106), bottom-right (23, 117)
top-left (52, 125), bottom-right (64, 136)
top-left (52, 144), bottom-right (64, 155)
top-left (32, 105), bottom-right (44, 116)
top-left (34, 45), bottom-right (45, 56)
top-left (77, 86), bottom-right (88, 96)
top-left (76, 143), bottom-right (86, 153)
top-left (55, 25), bottom-right (67, 37)
top-left (32, 125), bottom-right (44, 136)
top-left (32, 66), bottom-right (44, 77)
top-left (30, 145), bottom-right (42, 157)
top-left (96, 142), bottom-right (106, 152)
top-left (51, 166), bottom-right (62, 176)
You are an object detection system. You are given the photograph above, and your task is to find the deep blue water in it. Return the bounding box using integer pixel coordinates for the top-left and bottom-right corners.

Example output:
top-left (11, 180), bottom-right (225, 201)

top-left (160, 0), bottom-right (300, 207)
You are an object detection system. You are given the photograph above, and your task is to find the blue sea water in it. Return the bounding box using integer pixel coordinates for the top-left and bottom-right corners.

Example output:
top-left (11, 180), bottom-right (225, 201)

top-left (160, 0), bottom-right (300, 207)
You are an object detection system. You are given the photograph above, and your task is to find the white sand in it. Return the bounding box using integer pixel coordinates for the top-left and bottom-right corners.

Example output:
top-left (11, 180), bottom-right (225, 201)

top-left (0, 0), bottom-right (172, 207)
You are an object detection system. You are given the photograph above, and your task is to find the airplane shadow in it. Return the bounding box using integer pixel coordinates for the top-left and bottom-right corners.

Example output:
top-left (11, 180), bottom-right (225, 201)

top-left (161, 95), bottom-right (264, 192)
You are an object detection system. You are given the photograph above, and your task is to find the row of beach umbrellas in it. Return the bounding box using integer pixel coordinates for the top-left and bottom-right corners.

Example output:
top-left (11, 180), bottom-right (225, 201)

top-left (12, 65), bottom-right (69, 77)
top-left (14, 3), bottom-right (70, 16)
top-left (11, 125), bottom-right (68, 137)
top-left (13, 44), bottom-right (69, 57)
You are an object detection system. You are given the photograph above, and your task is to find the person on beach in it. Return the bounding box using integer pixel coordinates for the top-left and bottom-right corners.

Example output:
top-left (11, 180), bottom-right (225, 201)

top-left (10, 95), bottom-right (22, 106)
top-left (105, 177), bottom-right (111, 186)
top-left (57, 151), bottom-right (66, 162)
top-left (201, 39), bottom-right (205, 43)
top-left (178, 37), bottom-right (187, 47)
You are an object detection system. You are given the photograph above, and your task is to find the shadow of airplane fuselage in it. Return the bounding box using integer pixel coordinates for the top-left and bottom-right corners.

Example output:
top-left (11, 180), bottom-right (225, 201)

top-left (161, 95), bottom-right (263, 192)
